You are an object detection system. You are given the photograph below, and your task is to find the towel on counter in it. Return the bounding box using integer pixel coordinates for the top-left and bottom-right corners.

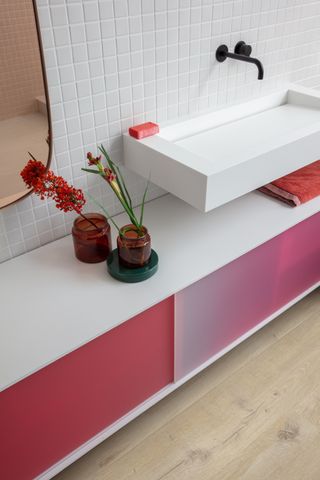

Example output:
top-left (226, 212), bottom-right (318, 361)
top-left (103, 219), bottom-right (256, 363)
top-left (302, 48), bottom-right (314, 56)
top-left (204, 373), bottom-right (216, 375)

top-left (259, 160), bottom-right (320, 207)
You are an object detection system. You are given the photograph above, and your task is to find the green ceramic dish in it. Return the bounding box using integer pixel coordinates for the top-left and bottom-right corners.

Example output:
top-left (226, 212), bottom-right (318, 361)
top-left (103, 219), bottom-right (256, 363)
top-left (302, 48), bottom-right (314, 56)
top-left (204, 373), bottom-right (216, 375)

top-left (107, 249), bottom-right (159, 283)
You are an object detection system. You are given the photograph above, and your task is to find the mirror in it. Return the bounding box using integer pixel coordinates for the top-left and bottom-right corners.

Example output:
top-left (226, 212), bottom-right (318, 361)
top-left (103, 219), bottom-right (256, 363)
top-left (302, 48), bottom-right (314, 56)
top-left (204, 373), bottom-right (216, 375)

top-left (0, 0), bottom-right (51, 209)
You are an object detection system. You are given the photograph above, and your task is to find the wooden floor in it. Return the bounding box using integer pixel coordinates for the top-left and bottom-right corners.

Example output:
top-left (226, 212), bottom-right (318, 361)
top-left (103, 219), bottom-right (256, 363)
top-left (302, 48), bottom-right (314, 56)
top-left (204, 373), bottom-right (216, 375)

top-left (55, 289), bottom-right (320, 480)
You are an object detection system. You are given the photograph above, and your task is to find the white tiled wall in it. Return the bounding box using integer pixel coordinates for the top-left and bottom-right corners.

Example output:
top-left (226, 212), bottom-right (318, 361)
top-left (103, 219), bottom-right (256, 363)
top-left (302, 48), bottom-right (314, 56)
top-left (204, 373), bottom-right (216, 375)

top-left (1, 0), bottom-right (320, 263)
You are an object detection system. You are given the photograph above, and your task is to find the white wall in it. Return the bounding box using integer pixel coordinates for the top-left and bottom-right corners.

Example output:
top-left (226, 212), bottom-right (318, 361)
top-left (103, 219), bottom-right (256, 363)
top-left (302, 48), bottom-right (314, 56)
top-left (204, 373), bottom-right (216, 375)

top-left (1, 0), bottom-right (320, 262)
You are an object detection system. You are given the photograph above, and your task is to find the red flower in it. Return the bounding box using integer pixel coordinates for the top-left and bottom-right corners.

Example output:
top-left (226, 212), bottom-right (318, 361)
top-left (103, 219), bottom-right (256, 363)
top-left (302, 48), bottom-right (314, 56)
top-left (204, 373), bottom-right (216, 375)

top-left (87, 152), bottom-right (101, 166)
top-left (20, 159), bottom-right (86, 214)
top-left (20, 160), bottom-right (46, 189)
top-left (49, 174), bottom-right (85, 214)
top-left (104, 168), bottom-right (116, 183)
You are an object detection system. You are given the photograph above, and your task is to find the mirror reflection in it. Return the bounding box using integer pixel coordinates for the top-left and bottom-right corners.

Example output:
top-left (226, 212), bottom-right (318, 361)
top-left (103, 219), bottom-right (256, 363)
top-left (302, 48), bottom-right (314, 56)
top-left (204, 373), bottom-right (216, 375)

top-left (0, 0), bottom-right (50, 208)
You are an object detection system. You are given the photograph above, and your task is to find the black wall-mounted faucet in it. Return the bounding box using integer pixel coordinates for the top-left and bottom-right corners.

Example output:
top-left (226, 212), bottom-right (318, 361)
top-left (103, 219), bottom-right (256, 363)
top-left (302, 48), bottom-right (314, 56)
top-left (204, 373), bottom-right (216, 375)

top-left (216, 41), bottom-right (264, 80)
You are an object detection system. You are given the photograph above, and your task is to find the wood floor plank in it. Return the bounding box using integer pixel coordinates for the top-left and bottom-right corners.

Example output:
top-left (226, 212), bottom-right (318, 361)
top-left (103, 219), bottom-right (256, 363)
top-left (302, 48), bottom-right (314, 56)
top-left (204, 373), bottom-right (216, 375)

top-left (100, 308), bottom-right (320, 480)
top-left (55, 289), bottom-right (320, 480)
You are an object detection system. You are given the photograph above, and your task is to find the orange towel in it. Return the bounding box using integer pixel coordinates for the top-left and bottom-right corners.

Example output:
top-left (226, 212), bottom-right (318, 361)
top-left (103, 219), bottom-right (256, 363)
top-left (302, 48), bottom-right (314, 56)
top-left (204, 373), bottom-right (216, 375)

top-left (259, 160), bottom-right (320, 207)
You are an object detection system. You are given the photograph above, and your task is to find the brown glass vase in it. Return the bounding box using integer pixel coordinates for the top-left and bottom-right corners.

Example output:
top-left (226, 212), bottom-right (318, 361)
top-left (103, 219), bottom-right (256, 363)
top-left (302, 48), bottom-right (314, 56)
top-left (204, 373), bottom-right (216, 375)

top-left (117, 224), bottom-right (151, 268)
top-left (72, 213), bottom-right (112, 263)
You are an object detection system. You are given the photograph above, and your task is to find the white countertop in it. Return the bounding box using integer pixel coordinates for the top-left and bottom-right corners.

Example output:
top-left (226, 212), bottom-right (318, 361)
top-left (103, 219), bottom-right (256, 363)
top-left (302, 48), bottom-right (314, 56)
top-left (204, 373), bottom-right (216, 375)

top-left (1, 192), bottom-right (319, 391)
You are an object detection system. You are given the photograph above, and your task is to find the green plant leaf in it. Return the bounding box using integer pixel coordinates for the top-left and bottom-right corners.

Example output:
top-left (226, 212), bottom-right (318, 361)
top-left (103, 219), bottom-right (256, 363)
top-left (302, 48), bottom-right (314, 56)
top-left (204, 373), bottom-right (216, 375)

top-left (86, 192), bottom-right (120, 232)
top-left (98, 145), bottom-right (114, 171)
top-left (139, 177), bottom-right (150, 227)
top-left (114, 164), bottom-right (133, 209)
top-left (81, 168), bottom-right (101, 175)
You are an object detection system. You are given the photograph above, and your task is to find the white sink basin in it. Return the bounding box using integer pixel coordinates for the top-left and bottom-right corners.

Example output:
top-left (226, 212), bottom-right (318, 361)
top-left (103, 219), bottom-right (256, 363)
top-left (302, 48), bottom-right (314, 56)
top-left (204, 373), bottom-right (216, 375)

top-left (123, 86), bottom-right (320, 212)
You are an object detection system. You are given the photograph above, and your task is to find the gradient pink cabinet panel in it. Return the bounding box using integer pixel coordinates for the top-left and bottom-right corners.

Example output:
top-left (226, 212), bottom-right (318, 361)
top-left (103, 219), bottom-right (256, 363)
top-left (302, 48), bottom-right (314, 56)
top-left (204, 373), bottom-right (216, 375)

top-left (175, 214), bottom-right (320, 380)
top-left (0, 297), bottom-right (174, 480)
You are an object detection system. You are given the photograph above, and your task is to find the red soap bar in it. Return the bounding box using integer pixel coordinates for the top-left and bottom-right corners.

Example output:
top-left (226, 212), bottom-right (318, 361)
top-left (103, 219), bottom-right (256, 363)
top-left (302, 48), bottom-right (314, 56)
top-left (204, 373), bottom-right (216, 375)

top-left (129, 122), bottom-right (159, 139)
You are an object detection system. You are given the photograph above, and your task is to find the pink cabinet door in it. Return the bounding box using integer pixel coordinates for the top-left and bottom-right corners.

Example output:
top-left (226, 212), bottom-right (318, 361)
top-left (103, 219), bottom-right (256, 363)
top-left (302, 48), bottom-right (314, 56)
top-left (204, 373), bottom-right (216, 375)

top-left (0, 297), bottom-right (174, 480)
top-left (175, 213), bottom-right (320, 380)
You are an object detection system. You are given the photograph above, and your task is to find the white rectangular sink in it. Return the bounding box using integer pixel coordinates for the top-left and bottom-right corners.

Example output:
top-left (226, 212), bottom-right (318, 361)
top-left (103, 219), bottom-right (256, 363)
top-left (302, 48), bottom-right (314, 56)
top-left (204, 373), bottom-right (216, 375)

top-left (123, 86), bottom-right (320, 212)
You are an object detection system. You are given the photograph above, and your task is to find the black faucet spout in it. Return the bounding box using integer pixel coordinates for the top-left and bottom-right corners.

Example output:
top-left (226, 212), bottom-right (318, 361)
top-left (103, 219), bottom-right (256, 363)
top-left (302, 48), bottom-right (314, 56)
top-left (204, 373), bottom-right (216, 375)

top-left (216, 43), bottom-right (264, 80)
top-left (225, 52), bottom-right (264, 80)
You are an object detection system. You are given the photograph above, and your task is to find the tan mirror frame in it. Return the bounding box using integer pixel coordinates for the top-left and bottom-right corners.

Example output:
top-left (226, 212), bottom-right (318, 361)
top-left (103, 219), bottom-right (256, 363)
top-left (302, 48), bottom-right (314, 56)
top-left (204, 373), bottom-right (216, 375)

top-left (0, 0), bottom-right (52, 209)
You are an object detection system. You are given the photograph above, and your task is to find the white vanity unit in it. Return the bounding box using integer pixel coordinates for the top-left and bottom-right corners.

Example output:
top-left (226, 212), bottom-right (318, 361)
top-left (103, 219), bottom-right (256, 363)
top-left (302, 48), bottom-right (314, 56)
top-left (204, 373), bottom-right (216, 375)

top-left (124, 86), bottom-right (320, 212)
top-left (0, 192), bottom-right (319, 480)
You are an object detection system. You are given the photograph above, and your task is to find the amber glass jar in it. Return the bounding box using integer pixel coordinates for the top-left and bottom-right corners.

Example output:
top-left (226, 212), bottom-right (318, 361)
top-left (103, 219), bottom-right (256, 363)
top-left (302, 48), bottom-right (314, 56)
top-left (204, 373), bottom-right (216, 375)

top-left (72, 213), bottom-right (112, 263)
top-left (117, 224), bottom-right (151, 268)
